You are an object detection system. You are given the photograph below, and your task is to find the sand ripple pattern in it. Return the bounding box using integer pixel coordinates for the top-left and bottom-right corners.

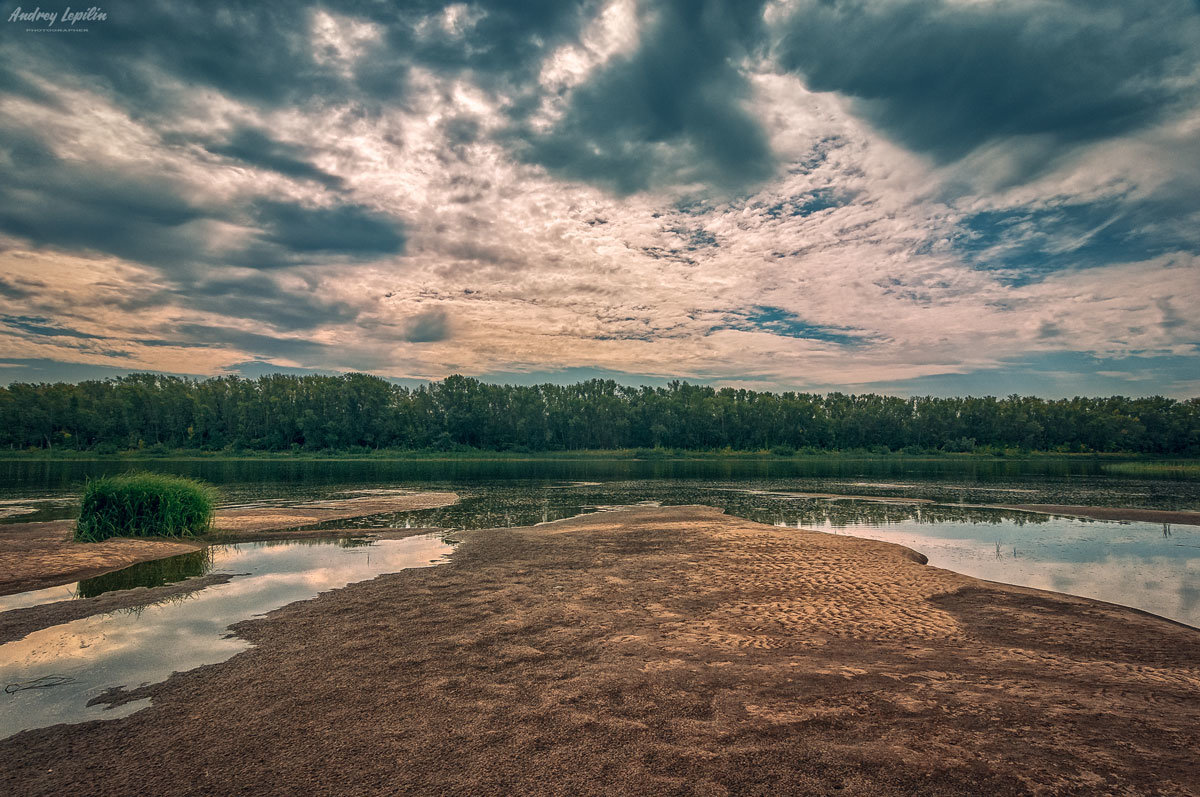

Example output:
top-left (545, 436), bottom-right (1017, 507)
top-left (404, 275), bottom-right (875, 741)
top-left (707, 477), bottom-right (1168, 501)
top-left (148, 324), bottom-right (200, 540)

top-left (613, 515), bottom-right (972, 651)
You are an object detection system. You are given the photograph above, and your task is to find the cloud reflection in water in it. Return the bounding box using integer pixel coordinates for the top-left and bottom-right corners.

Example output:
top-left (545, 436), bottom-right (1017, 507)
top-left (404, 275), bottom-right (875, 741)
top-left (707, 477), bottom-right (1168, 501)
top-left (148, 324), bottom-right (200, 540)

top-left (0, 534), bottom-right (452, 739)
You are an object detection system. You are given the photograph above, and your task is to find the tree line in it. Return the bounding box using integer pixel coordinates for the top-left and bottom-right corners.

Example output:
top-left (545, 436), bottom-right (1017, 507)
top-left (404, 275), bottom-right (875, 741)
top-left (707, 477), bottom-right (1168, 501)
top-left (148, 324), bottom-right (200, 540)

top-left (1, 373), bottom-right (1197, 454)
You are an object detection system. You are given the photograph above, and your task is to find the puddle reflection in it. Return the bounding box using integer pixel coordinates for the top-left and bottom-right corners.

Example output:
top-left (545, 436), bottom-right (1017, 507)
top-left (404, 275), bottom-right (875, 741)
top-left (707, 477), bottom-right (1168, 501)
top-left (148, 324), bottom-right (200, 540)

top-left (0, 534), bottom-right (452, 739)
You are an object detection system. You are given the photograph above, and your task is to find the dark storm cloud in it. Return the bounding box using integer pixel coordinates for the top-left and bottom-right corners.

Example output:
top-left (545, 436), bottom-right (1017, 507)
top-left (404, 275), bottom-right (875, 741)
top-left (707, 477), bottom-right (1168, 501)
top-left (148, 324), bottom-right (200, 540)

top-left (0, 60), bottom-right (58, 106)
top-left (0, 0), bottom-right (588, 270)
top-left (0, 0), bottom-right (594, 119)
top-left (0, 129), bottom-right (215, 267)
top-left (1, 315), bottom-right (101, 339)
top-left (172, 324), bottom-right (335, 362)
top-left (370, 0), bottom-right (594, 86)
top-left (774, 0), bottom-right (1200, 164)
top-left (204, 127), bottom-right (345, 189)
top-left (187, 274), bottom-right (360, 331)
top-left (250, 201), bottom-right (405, 255)
top-left (401, 309), bottom-right (449, 342)
top-left (514, 0), bottom-right (774, 193)
top-left (0, 125), bottom-right (403, 269)
top-left (7, 0), bottom-right (1190, 203)
top-left (439, 115), bottom-right (484, 163)
top-left (0, 1), bottom-right (341, 116)
top-left (2, 0), bottom-right (770, 232)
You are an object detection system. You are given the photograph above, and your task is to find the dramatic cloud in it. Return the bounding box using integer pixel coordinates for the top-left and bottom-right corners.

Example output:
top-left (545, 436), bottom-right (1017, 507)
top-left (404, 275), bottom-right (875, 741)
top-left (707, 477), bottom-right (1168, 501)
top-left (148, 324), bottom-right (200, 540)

top-left (250, 201), bottom-right (405, 257)
top-left (0, 0), bottom-right (1197, 395)
top-left (204, 127), bottom-right (346, 189)
top-left (514, 0), bottom-right (775, 193)
top-left (400, 309), bottom-right (451, 343)
top-left (774, 0), bottom-right (1200, 162)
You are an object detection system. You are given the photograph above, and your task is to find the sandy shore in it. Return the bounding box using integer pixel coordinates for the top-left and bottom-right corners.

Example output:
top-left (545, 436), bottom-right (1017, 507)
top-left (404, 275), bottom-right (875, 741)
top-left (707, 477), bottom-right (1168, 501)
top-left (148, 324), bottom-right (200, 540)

top-left (3, 505), bottom-right (1198, 795)
top-left (0, 492), bottom-right (458, 596)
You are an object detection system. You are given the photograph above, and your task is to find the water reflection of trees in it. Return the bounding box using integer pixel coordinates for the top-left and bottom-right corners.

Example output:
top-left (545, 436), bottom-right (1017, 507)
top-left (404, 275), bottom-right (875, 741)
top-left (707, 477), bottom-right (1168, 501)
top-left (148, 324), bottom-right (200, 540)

top-left (236, 536), bottom-right (375, 549)
top-left (76, 548), bottom-right (214, 598)
top-left (717, 500), bottom-right (1051, 529)
top-left (315, 484), bottom-right (1054, 532)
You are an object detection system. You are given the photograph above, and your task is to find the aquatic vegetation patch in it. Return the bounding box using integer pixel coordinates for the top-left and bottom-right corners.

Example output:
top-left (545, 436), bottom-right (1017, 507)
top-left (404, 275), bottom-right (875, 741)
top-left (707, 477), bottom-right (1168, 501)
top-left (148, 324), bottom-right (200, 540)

top-left (1102, 461), bottom-right (1200, 479)
top-left (75, 473), bottom-right (217, 542)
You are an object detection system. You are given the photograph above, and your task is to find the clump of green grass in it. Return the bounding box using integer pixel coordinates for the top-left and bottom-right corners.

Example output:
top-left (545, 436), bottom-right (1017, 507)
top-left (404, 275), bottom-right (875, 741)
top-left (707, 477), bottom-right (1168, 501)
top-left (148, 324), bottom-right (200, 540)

top-left (1102, 461), bottom-right (1200, 478)
top-left (75, 472), bottom-right (217, 542)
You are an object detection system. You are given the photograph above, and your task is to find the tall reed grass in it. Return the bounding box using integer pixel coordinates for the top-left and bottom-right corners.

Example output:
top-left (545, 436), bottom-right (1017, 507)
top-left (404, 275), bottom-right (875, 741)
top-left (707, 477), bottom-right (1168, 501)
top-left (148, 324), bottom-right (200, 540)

top-left (75, 472), bottom-right (217, 542)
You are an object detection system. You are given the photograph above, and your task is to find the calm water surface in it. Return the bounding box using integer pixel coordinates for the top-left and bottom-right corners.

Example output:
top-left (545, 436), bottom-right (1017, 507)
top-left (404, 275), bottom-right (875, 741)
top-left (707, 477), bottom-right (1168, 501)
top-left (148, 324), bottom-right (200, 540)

top-left (2, 456), bottom-right (1198, 522)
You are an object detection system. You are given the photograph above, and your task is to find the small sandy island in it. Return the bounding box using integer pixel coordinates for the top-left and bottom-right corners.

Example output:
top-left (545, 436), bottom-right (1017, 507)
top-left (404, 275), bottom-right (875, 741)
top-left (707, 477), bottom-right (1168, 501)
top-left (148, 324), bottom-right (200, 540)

top-left (0, 491), bottom-right (458, 596)
top-left (3, 505), bottom-right (1198, 795)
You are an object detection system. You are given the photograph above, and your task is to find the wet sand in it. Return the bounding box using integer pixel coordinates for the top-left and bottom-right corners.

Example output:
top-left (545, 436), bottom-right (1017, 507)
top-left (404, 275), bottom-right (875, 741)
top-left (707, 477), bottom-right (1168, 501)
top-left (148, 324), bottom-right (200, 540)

top-left (3, 505), bottom-right (1198, 795)
top-left (0, 520), bottom-right (201, 596)
top-left (0, 492), bottom-right (458, 596)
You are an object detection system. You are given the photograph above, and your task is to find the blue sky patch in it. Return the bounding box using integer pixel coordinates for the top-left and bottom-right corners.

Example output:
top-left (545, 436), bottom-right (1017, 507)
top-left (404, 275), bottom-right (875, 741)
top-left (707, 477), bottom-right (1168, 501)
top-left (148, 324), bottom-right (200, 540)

top-left (858, 351), bottom-right (1200, 399)
top-left (732, 307), bottom-right (867, 345)
top-left (957, 198), bottom-right (1199, 282)
top-left (756, 188), bottom-right (845, 220)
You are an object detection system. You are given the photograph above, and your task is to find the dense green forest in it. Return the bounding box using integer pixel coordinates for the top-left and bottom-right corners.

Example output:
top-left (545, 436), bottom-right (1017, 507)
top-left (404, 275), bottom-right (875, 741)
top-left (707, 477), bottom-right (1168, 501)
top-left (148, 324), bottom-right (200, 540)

top-left (1, 373), bottom-right (1197, 455)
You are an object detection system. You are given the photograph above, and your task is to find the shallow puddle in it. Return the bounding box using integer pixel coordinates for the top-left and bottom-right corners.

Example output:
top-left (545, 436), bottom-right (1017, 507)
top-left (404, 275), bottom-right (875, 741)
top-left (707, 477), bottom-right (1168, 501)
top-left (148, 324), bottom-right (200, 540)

top-left (803, 516), bottom-right (1200, 628)
top-left (0, 533), bottom-right (452, 739)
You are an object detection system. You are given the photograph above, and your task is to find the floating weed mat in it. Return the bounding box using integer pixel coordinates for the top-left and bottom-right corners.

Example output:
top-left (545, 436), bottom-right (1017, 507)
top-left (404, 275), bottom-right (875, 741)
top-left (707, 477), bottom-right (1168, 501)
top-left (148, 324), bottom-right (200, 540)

top-left (75, 473), bottom-right (217, 542)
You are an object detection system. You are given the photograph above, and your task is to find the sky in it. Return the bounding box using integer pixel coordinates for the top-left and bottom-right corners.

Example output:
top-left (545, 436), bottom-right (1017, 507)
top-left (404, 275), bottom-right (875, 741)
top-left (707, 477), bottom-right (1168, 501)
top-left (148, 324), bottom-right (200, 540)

top-left (0, 0), bottom-right (1198, 397)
